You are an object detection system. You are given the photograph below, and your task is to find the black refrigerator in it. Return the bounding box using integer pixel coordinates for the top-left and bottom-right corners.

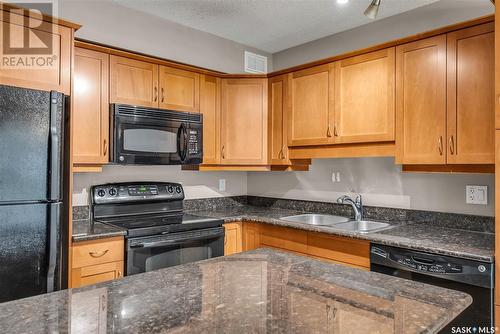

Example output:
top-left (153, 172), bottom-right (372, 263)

top-left (0, 84), bottom-right (67, 303)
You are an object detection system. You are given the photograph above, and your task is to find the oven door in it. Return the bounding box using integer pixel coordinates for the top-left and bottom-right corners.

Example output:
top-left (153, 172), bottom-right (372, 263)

top-left (112, 109), bottom-right (202, 165)
top-left (126, 227), bottom-right (224, 276)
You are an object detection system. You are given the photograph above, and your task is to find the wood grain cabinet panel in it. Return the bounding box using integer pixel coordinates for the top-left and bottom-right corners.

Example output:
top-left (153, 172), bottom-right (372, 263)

top-left (224, 222), bottom-right (242, 255)
top-left (259, 224), bottom-right (308, 254)
top-left (447, 22), bottom-right (495, 164)
top-left (71, 261), bottom-right (124, 288)
top-left (333, 48), bottom-right (395, 144)
top-left (73, 47), bottom-right (109, 166)
top-left (72, 237), bottom-right (124, 268)
top-left (221, 78), bottom-right (268, 165)
top-left (200, 75), bottom-right (220, 164)
top-left (395, 35), bottom-right (447, 164)
top-left (0, 9), bottom-right (72, 94)
top-left (159, 66), bottom-right (199, 112)
top-left (269, 74), bottom-right (290, 164)
top-left (289, 64), bottom-right (334, 146)
top-left (110, 55), bottom-right (158, 107)
top-left (242, 222), bottom-right (261, 251)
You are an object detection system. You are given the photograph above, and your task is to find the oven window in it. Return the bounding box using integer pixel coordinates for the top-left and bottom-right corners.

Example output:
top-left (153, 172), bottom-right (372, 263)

top-left (123, 128), bottom-right (177, 153)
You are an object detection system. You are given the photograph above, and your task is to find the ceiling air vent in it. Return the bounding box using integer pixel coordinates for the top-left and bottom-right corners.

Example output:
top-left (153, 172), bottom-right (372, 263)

top-left (244, 51), bottom-right (267, 74)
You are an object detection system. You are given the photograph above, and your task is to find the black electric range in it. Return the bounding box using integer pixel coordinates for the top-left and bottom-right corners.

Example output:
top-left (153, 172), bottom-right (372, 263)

top-left (91, 182), bottom-right (225, 276)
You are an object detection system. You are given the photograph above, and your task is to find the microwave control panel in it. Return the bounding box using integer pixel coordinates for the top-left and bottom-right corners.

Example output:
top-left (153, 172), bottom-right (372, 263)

top-left (188, 129), bottom-right (200, 154)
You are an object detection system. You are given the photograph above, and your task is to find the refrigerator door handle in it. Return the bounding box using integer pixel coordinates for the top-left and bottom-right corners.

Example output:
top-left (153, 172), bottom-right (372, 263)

top-left (46, 203), bottom-right (61, 293)
top-left (49, 92), bottom-right (63, 201)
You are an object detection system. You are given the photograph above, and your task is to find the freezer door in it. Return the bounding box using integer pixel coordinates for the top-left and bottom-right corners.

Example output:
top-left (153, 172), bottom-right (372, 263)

top-left (0, 85), bottom-right (64, 202)
top-left (0, 203), bottom-right (62, 302)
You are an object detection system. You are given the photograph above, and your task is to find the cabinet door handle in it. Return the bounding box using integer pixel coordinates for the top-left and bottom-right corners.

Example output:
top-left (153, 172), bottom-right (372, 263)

top-left (118, 271), bottom-right (122, 278)
top-left (154, 87), bottom-right (158, 102)
top-left (449, 136), bottom-right (455, 155)
top-left (103, 139), bottom-right (107, 156)
top-left (221, 145), bottom-right (225, 159)
top-left (281, 145), bottom-right (286, 159)
top-left (89, 249), bottom-right (109, 258)
top-left (334, 124), bottom-right (339, 137)
top-left (161, 87), bottom-right (165, 103)
top-left (438, 136), bottom-right (443, 155)
top-left (327, 124), bottom-right (332, 137)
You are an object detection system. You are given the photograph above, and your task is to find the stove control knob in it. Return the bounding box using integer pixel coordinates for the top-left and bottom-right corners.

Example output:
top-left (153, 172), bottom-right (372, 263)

top-left (109, 188), bottom-right (117, 196)
top-left (176, 186), bottom-right (182, 194)
top-left (167, 186), bottom-right (174, 194)
top-left (97, 189), bottom-right (106, 197)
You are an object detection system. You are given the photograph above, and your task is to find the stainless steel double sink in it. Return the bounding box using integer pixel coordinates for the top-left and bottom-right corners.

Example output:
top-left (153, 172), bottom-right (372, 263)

top-left (279, 214), bottom-right (393, 234)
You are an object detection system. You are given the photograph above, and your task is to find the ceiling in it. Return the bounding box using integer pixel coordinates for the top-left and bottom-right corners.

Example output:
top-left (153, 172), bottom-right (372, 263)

top-left (113, 0), bottom-right (440, 53)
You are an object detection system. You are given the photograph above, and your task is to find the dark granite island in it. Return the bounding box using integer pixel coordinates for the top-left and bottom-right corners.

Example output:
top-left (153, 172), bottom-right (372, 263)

top-left (0, 249), bottom-right (471, 333)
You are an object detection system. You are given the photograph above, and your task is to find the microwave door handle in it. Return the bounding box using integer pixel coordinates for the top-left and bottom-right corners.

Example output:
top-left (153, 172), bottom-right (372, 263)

top-left (176, 125), bottom-right (183, 160)
top-left (182, 126), bottom-right (188, 161)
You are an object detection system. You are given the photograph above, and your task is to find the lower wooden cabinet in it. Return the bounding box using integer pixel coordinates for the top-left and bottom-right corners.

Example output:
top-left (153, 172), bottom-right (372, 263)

top-left (71, 236), bottom-right (125, 288)
top-left (223, 222), bottom-right (242, 255)
top-left (236, 221), bottom-right (370, 269)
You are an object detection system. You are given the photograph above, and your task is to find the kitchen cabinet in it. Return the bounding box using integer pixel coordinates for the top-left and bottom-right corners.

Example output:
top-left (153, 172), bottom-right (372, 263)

top-left (242, 222), bottom-right (261, 251)
top-left (200, 75), bottom-right (220, 165)
top-left (73, 47), bottom-right (109, 167)
top-left (269, 74), bottom-right (291, 164)
top-left (224, 222), bottom-right (242, 255)
top-left (289, 64), bottom-right (334, 146)
top-left (159, 66), bottom-right (199, 112)
top-left (333, 48), bottom-right (395, 144)
top-left (110, 55), bottom-right (159, 108)
top-left (395, 35), bottom-right (447, 165)
top-left (71, 236), bottom-right (124, 288)
top-left (259, 224), bottom-right (308, 254)
top-left (221, 78), bottom-right (268, 165)
top-left (446, 22), bottom-right (494, 164)
top-left (0, 7), bottom-right (74, 94)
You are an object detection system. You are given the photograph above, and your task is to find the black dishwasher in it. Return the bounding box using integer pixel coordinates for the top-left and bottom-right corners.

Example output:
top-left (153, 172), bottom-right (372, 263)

top-left (370, 244), bottom-right (493, 333)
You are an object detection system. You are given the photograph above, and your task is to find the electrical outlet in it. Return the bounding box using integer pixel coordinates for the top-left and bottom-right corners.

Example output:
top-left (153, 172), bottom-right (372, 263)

top-left (336, 172), bottom-right (340, 182)
top-left (331, 172), bottom-right (336, 183)
top-left (219, 179), bottom-right (226, 192)
top-left (466, 185), bottom-right (487, 205)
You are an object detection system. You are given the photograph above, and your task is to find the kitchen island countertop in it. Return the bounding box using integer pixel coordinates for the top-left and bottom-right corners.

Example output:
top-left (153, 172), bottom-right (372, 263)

top-left (0, 248), bottom-right (471, 333)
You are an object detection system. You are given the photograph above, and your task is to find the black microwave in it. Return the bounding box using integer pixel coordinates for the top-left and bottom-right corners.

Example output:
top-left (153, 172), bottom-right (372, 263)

top-left (110, 104), bottom-right (203, 165)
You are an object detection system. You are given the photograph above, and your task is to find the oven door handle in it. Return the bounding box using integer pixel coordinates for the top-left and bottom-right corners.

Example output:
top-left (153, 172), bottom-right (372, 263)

top-left (130, 229), bottom-right (225, 249)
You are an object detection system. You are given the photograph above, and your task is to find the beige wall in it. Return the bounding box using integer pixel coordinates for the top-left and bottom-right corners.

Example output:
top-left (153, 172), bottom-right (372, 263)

top-left (247, 158), bottom-right (494, 216)
top-left (273, 0), bottom-right (493, 70)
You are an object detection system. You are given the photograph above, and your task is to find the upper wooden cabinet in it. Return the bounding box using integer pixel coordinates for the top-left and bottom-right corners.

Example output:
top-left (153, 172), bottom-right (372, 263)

top-left (396, 35), bottom-right (447, 165)
top-left (289, 64), bottom-right (334, 146)
top-left (73, 47), bottom-right (109, 166)
top-left (333, 48), bottom-right (395, 144)
top-left (269, 74), bottom-right (290, 164)
top-left (446, 23), bottom-right (494, 164)
top-left (200, 75), bottom-right (220, 164)
top-left (221, 78), bottom-right (268, 165)
top-left (0, 7), bottom-right (73, 94)
top-left (159, 66), bottom-right (200, 112)
top-left (110, 55), bottom-right (159, 107)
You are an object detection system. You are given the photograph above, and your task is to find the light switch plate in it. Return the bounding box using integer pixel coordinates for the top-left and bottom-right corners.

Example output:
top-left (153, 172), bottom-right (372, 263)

top-left (466, 185), bottom-right (488, 205)
top-left (219, 179), bottom-right (226, 192)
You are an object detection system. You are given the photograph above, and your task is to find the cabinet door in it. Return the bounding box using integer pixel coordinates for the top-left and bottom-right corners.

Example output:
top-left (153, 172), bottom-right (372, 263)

top-left (159, 66), bottom-right (199, 112)
top-left (73, 47), bottom-right (109, 165)
top-left (71, 261), bottom-right (124, 288)
top-left (289, 64), bottom-right (334, 146)
top-left (224, 223), bottom-right (242, 255)
top-left (396, 35), bottom-right (447, 164)
top-left (200, 75), bottom-right (220, 164)
top-left (221, 78), bottom-right (268, 165)
top-left (0, 9), bottom-right (72, 94)
top-left (259, 224), bottom-right (307, 254)
top-left (334, 48), bottom-right (395, 144)
top-left (242, 222), bottom-right (260, 251)
top-left (447, 23), bottom-right (495, 164)
top-left (110, 55), bottom-right (158, 107)
top-left (269, 74), bottom-right (290, 164)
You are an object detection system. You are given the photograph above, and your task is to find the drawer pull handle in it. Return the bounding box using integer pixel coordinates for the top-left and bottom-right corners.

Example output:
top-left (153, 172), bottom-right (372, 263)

top-left (89, 249), bottom-right (109, 258)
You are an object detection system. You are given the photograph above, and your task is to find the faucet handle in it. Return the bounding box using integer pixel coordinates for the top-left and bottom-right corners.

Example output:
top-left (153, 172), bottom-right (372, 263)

top-left (355, 194), bottom-right (362, 206)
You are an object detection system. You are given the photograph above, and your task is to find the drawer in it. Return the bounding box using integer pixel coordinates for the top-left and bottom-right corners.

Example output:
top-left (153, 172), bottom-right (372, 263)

top-left (72, 237), bottom-right (124, 268)
top-left (307, 232), bottom-right (370, 268)
top-left (259, 224), bottom-right (308, 254)
top-left (71, 261), bottom-right (124, 288)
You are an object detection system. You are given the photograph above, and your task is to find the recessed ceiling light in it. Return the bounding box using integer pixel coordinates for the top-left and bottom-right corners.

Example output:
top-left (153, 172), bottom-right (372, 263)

top-left (337, 0), bottom-right (349, 4)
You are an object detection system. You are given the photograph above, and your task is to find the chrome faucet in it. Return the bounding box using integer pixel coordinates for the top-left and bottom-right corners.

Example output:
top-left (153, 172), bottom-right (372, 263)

top-left (337, 194), bottom-right (363, 222)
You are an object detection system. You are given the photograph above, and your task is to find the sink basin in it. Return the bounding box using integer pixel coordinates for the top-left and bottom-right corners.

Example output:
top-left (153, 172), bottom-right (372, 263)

top-left (280, 214), bottom-right (349, 226)
top-left (329, 220), bottom-right (393, 234)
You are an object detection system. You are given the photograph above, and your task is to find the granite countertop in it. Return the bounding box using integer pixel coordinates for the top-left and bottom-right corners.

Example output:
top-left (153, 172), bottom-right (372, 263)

top-left (0, 248), bottom-right (471, 334)
top-left (72, 219), bottom-right (126, 242)
top-left (187, 205), bottom-right (494, 263)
